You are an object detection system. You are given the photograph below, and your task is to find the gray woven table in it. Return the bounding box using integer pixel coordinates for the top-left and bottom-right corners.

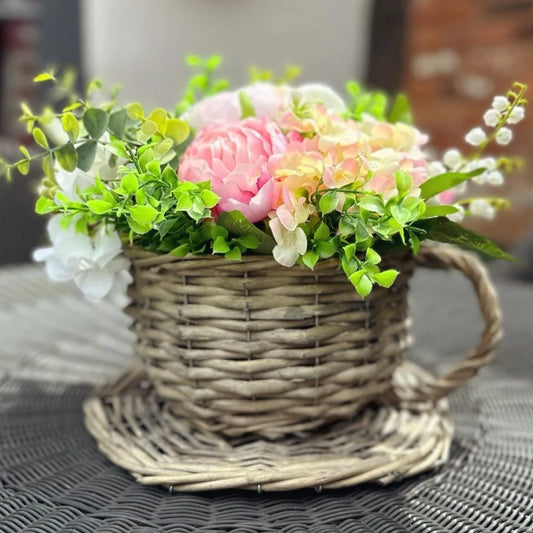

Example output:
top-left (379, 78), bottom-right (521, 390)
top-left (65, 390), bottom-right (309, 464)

top-left (0, 264), bottom-right (532, 532)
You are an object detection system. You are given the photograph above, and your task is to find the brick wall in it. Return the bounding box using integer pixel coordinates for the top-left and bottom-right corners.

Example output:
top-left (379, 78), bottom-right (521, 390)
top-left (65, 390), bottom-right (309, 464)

top-left (404, 0), bottom-right (533, 246)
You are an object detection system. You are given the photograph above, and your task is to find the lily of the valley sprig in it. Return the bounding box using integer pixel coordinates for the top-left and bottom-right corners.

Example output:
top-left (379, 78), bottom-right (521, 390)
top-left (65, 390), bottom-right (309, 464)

top-left (0, 57), bottom-right (526, 301)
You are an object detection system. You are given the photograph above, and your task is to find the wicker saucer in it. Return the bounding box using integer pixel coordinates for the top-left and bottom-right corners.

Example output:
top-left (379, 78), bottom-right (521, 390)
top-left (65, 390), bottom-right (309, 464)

top-left (83, 361), bottom-right (453, 492)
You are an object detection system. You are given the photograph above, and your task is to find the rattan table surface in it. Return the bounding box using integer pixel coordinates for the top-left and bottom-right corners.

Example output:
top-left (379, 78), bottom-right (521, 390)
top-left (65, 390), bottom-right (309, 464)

top-left (0, 264), bottom-right (532, 532)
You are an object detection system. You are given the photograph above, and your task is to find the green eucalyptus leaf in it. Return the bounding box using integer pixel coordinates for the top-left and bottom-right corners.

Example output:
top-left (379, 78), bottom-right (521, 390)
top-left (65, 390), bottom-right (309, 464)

top-left (87, 199), bottom-right (113, 214)
top-left (225, 247), bottom-right (242, 261)
top-left (170, 243), bottom-right (190, 257)
top-left (319, 192), bottom-right (337, 214)
top-left (365, 247), bottom-right (381, 265)
top-left (176, 193), bottom-right (193, 210)
top-left (373, 269), bottom-right (399, 288)
top-left (200, 189), bottom-right (219, 208)
top-left (83, 108), bottom-right (109, 139)
top-left (161, 166), bottom-right (178, 187)
top-left (56, 142), bottom-right (78, 171)
top-left (302, 250), bottom-right (319, 269)
top-left (217, 211), bottom-right (275, 254)
top-left (129, 204), bottom-right (157, 223)
top-left (359, 196), bottom-right (384, 214)
top-left (315, 240), bottom-right (336, 258)
top-left (61, 113), bottom-right (79, 142)
top-left (32, 127), bottom-right (49, 149)
top-left (314, 222), bottom-right (330, 241)
top-left (213, 236), bottom-right (230, 254)
top-left (35, 197), bottom-right (58, 214)
top-left (121, 173), bottom-right (138, 194)
top-left (76, 140), bottom-right (97, 171)
top-left (108, 108), bottom-right (127, 137)
top-left (16, 160), bottom-right (30, 175)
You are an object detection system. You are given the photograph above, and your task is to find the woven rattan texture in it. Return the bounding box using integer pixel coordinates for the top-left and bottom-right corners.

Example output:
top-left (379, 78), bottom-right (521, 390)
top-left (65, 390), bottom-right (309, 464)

top-left (84, 362), bottom-right (452, 491)
top-left (126, 250), bottom-right (414, 439)
top-left (1, 266), bottom-right (532, 531)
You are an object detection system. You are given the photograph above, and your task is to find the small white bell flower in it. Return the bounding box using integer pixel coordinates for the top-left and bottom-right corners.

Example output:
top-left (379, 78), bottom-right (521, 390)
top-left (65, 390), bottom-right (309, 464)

top-left (507, 106), bottom-right (525, 124)
top-left (483, 109), bottom-right (500, 128)
top-left (469, 199), bottom-right (496, 219)
top-left (495, 127), bottom-right (513, 145)
top-left (443, 148), bottom-right (462, 169)
top-left (448, 204), bottom-right (464, 223)
top-left (427, 161), bottom-right (447, 177)
top-left (465, 127), bottom-right (487, 146)
top-left (492, 96), bottom-right (508, 112)
top-left (487, 170), bottom-right (504, 186)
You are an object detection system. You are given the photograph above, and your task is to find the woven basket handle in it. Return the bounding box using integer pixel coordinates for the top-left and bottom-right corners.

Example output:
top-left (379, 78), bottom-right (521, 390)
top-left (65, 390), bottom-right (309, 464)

top-left (405, 243), bottom-right (503, 402)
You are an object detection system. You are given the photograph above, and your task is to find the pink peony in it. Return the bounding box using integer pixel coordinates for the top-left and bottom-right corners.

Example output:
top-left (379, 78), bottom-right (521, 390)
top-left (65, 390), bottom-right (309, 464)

top-left (179, 117), bottom-right (289, 223)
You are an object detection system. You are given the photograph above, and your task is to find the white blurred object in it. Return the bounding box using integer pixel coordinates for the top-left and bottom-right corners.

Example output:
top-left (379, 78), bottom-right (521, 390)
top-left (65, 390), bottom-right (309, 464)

top-left (81, 0), bottom-right (372, 109)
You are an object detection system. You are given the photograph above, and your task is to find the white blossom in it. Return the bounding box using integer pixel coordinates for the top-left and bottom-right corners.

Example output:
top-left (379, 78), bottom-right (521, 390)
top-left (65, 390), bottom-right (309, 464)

top-left (33, 215), bottom-right (132, 305)
top-left (448, 204), bottom-right (464, 223)
top-left (465, 127), bottom-right (487, 146)
top-left (507, 106), bottom-right (525, 124)
top-left (269, 217), bottom-right (307, 267)
top-left (495, 127), bottom-right (513, 145)
top-left (469, 199), bottom-right (495, 219)
top-left (478, 157), bottom-right (497, 170)
top-left (294, 84), bottom-right (347, 114)
top-left (483, 109), bottom-right (500, 127)
top-left (492, 96), bottom-right (508, 112)
top-left (487, 170), bottom-right (504, 186)
top-left (427, 161), bottom-right (447, 177)
top-left (443, 148), bottom-right (462, 169)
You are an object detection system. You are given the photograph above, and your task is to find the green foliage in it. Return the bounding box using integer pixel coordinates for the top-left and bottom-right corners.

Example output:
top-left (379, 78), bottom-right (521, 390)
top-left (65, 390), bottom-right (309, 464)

top-left (415, 217), bottom-right (512, 261)
top-left (216, 211), bottom-right (275, 254)
top-left (419, 169), bottom-right (485, 200)
top-left (175, 55), bottom-right (229, 116)
top-left (345, 81), bottom-right (413, 124)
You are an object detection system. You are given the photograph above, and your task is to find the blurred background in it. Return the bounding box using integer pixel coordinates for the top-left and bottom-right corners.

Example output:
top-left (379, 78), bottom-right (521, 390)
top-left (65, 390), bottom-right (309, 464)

top-left (0, 0), bottom-right (531, 268)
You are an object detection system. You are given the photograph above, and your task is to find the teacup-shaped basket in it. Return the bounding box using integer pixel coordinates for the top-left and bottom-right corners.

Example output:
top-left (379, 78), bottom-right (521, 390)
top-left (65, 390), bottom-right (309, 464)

top-left (124, 243), bottom-right (501, 441)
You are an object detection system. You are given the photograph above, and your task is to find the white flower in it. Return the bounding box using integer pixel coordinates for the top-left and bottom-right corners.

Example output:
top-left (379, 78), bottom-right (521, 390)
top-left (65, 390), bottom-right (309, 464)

top-left (427, 161), bottom-right (447, 177)
top-left (269, 217), bottom-right (307, 267)
top-left (507, 106), bottom-right (525, 124)
top-left (472, 172), bottom-right (488, 185)
top-left (483, 109), bottom-right (500, 127)
top-left (465, 127), bottom-right (487, 146)
top-left (487, 170), bottom-right (504, 186)
top-left (469, 199), bottom-right (495, 219)
top-left (443, 148), bottom-right (462, 169)
top-left (492, 96), bottom-right (508, 112)
top-left (293, 84), bottom-right (347, 114)
top-left (448, 204), bottom-right (464, 223)
top-left (495, 127), bottom-right (513, 145)
top-left (182, 82), bottom-right (347, 131)
top-left (478, 157), bottom-right (497, 170)
top-left (33, 215), bottom-right (132, 305)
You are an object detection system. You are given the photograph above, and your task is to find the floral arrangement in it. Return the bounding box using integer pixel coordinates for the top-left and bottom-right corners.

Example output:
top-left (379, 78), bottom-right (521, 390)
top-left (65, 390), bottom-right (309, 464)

top-left (0, 57), bottom-right (527, 303)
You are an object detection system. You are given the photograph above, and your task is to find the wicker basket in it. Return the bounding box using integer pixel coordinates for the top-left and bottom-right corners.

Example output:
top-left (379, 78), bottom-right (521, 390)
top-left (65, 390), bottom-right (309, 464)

top-left (125, 244), bottom-right (502, 440)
